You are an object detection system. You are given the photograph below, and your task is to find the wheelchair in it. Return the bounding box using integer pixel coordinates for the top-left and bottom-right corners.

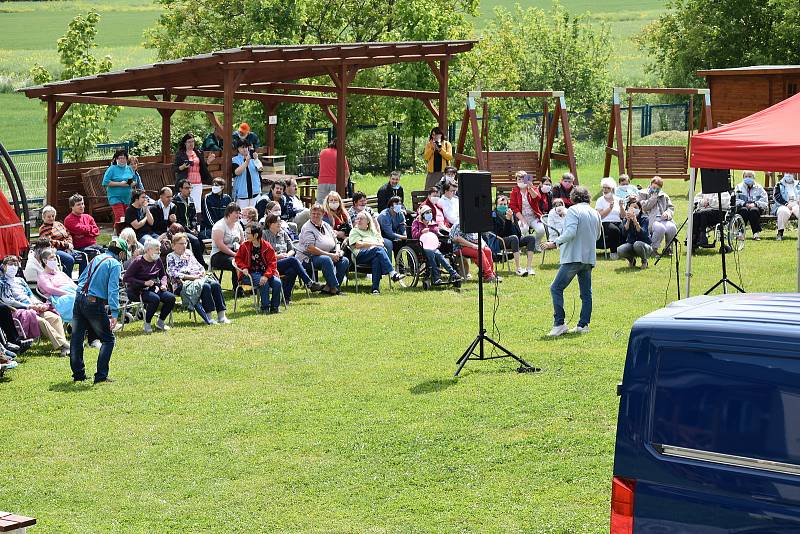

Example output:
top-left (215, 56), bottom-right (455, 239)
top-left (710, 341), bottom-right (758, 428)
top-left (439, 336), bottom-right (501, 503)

top-left (395, 235), bottom-right (462, 290)
top-left (702, 198), bottom-right (746, 253)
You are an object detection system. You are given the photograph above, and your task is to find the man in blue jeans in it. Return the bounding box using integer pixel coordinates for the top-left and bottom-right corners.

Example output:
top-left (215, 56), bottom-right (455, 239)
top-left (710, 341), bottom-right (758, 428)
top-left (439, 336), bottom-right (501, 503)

top-left (70, 237), bottom-right (126, 384)
top-left (541, 186), bottom-right (601, 336)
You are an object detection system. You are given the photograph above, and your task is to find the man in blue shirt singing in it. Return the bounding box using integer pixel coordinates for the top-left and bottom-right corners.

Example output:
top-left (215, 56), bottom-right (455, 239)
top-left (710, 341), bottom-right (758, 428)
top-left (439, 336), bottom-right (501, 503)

top-left (69, 237), bottom-right (127, 384)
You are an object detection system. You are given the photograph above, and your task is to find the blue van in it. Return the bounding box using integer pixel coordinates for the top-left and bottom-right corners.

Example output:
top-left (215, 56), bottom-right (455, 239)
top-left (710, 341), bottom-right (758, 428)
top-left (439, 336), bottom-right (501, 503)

top-left (611, 293), bottom-right (800, 532)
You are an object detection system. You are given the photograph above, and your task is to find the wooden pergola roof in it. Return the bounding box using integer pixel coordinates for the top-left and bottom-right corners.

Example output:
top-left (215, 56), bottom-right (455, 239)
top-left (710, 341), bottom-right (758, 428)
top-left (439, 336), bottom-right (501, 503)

top-left (20, 40), bottom-right (477, 206)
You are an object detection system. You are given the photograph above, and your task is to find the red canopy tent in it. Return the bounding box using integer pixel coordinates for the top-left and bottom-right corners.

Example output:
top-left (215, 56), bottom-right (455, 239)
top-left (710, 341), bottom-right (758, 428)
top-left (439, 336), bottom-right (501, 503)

top-left (686, 92), bottom-right (800, 295)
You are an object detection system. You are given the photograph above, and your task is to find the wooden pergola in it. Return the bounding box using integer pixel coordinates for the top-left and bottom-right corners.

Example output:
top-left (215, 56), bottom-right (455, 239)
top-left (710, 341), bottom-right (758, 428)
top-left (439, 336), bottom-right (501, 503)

top-left (19, 41), bottom-right (476, 207)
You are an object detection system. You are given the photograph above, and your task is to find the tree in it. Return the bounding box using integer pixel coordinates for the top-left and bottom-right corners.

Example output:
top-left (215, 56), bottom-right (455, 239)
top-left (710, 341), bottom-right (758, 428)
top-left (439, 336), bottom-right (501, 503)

top-left (637, 0), bottom-right (797, 88)
top-left (452, 2), bottom-right (612, 148)
top-left (30, 10), bottom-right (119, 161)
top-left (142, 0), bottom-right (477, 166)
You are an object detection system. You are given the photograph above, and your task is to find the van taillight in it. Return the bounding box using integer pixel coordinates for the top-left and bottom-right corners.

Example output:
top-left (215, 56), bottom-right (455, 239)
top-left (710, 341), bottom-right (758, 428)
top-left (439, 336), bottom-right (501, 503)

top-left (610, 476), bottom-right (635, 534)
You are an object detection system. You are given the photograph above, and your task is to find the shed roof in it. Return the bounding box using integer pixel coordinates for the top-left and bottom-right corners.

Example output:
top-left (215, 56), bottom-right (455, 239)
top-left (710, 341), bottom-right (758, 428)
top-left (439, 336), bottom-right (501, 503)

top-left (697, 65), bottom-right (800, 77)
top-left (20, 41), bottom-right (477, 99)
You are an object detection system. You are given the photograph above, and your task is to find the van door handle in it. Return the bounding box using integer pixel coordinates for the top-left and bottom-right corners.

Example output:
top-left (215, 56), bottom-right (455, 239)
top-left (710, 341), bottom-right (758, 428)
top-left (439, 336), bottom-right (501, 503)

top-left (616, 382), bottom-right (623, 396)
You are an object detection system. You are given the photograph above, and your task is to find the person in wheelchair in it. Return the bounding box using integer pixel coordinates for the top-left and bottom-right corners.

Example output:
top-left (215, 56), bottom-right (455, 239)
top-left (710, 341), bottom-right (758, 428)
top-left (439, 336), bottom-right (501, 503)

top-left (490, 194), bottom-right (535, 276)
top-left (691, 190), bottom-right (731, 250)
top-left (411, 205), bottom-right (462, 286)
top-left (347, 212), bottom-right (405, 294)
top-left (734, 171), bottom-right (767, 241)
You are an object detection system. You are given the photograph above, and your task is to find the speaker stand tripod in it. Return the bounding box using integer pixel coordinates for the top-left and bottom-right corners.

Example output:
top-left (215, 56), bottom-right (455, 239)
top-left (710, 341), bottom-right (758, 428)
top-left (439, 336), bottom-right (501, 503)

top-left (454, 233), bottom-right (539, 377)
top-left (704, 193), bottom-right (745, 295)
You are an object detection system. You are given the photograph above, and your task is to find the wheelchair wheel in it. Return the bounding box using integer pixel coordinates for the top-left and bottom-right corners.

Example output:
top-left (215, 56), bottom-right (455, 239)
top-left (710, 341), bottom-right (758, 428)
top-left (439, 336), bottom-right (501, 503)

top-left (396, 246), bottom-right (419, 288)
top-left (727, 214), bottom-right (746, 252)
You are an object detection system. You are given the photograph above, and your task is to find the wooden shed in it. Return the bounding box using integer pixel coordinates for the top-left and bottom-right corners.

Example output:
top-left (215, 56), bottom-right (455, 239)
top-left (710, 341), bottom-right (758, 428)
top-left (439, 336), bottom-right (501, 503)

top-left (697, 65), bottom-right (800, 126)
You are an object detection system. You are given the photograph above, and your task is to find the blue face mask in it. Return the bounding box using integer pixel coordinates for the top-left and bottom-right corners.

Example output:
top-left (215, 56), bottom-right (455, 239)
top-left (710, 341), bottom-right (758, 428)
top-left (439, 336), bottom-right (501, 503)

top-left (496, 205), bottom-right (508, 215)
top-left (651, 187), bottom-right (661, 194)
top-left (423, 212), bottom-right (433, 222)
top-left (393, 204), bottom-right (403, 214)
top-left (392, 183), bottom-right (400, 190)
top-left (744, 178), bottom-right (755, 186)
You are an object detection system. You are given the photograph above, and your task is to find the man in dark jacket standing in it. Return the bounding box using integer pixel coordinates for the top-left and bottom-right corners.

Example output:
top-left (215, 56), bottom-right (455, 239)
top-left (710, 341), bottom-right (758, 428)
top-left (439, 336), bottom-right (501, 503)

top-left (377, 171), bottom-right (404, 213)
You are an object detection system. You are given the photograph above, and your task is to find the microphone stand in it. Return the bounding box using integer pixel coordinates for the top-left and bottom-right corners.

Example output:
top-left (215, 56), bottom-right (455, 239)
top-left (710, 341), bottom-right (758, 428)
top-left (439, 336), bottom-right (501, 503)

top-left (655, 217), bottom-right (687, 301)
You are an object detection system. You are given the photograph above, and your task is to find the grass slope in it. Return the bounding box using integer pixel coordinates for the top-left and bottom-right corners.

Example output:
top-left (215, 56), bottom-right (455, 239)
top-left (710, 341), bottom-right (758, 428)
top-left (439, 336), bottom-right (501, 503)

top-left (0, 176), bottom-right (793, 532)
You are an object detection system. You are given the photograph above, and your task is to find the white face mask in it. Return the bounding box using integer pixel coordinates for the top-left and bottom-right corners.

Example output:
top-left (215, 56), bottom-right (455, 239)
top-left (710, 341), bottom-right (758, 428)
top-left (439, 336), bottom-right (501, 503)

top-left (329, 201), bottom-right (340, 210)
top-left (271, 210), bottom-right (282, 218)
top-left (517, 181), bottom-right (527, 189)
top-left (211, 185), bottom-right (222, 194)
top-left (633, 208), bottom-right (641, 217)
top-left (4, 265), bottom-right (18, 278)
top-left (540, 184), bottom-right (552, 194)
top-left (603, 190), bottom-right (613, 198)
top-left (46, 259), bottom-right (58, 271)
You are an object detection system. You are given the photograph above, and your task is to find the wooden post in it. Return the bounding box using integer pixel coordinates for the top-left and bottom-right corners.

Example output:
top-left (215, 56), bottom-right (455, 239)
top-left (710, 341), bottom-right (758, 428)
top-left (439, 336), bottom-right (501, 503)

top-left (222, 70), bottom-right (237, 190)
top-left (264, 102), bottom-right (277, 156)
top-left (46, 98), bottom-right (57, 208)
top-left (614, 102), bottom-right (626, 175)
top-left (438, 58), bottom-right (448, 136)
top-left (557, 96), bottom-right (578, 182)
top-left (334, 64), bottom-right (349, 196)
top-left (160, 92), bottom-right (172, 164)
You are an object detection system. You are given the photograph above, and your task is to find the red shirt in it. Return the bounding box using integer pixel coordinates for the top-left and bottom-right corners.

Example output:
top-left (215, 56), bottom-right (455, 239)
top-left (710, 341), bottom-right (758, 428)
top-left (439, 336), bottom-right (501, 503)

top-left (63, 212), bottom-right (100, 248)
top-left (318, 148), bottom-right (349, 185)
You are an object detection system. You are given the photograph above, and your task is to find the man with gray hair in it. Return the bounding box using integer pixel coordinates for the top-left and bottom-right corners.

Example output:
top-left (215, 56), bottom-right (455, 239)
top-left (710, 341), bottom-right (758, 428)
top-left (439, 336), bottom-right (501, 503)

top-left (541, 186), bottom-right (601, 336)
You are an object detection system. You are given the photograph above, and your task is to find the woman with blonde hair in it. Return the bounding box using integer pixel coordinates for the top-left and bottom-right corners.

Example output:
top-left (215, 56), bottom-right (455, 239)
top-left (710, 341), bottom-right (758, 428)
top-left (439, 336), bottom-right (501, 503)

top-left (166, 232), bottom-right (229, 325)
top-left (322, 190), bottom-right (352, 241)
top-left (118, 227), bottom-right (143, 269)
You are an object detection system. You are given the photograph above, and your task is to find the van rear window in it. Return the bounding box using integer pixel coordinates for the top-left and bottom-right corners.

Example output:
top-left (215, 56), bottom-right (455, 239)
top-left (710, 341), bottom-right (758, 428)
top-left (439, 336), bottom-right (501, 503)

top-left (652, 348), bottom-right (800, 466)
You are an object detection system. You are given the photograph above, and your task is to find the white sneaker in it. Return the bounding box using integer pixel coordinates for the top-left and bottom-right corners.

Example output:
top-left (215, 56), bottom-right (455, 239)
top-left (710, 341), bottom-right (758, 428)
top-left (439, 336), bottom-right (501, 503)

top-left (753, 233), bottom-right (760, 241)
top-left (143, 322), bottom-right (153, 334)
top-left (610, 253), bottom-right (619, 260)
top-left (516, 268), bottom-right (527, 277)
top-left (155, 319), bottom-right (170, 332)
top-left (218, 316), bottom-right (232, 324)
top-left (526, 268), bottom-right (536, 276)
top-left (206, 319), bottom-right (218, 326)
top-left (547, 324), bottom-right (569, 337)
top-left (569, 325), bottom-right (590, 334)
top-left (777, 234), bottom-right (784, 241)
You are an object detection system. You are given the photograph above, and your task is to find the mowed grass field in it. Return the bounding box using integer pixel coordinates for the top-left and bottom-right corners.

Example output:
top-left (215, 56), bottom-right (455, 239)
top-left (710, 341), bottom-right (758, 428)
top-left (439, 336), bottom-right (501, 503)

top-left (2, 171), bottom-right (796, 532)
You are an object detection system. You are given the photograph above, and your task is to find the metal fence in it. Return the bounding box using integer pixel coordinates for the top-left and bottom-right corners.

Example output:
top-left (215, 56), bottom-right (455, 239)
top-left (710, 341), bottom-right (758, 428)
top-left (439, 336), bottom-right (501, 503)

top-left (1, 142), bottom-right (131, 204)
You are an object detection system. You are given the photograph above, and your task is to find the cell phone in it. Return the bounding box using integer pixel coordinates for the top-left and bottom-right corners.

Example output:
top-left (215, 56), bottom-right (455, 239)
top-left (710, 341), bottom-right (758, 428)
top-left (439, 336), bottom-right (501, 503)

top-left (126, 179), bottom-right (133, 185)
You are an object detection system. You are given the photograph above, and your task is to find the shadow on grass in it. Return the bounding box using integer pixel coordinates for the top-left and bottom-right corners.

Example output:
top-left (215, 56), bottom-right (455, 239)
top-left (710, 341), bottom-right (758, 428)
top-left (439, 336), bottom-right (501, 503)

top-left (410, 378), bottom-right (457, 395)
top-left (48, 380), bottom-right (93, 393)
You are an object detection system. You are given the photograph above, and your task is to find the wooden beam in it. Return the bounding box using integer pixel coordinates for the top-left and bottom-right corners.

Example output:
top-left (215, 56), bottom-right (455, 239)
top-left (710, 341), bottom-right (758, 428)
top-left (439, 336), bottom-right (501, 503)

top-left (264, 102), bottom-right (277, 156)
top-left (252, 82), bottom-right (439, 100)
top-left (438, 58), bottom-right (449, 135)
top-left (169, 87), bottom-right (337, 106)
top-left (473, 91), bottom-right (560, 98)
top-left (335, 63), bottom-right (348, 196)
top-left (319, 104), bottom-right (337, 128)
top-left (160, 92), bottom-right (173, 163)
top-left (468, 106), bottom-right (486, 170)
top-left (422, 99), bottom-right (440, 122)
top-left (46, 98), bottom-right (57, 207)
top-left (51, 94), bottom-right (223, 112)
top-left (624, 88), bottom-right (708, 95)
top-left (557, 96), bottom-right (578, 181)
top-left (205, 111), bottom-right (224, 138)
top-left (454, 107), bottom-right (470, 170)
top-left (426, 60), bottom-right (444, 85)
top-left (53, 102), bottom-right (71, 125)
top-left (223, 70), bottom-right (235, 188)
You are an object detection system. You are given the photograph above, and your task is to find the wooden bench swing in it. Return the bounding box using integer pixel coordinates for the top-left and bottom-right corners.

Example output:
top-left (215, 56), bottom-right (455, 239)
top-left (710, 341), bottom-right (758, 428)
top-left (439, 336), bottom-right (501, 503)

top-left (453, 91), bottom-right (578, 189)
top-left (603, 87), bottom-right (712, 181)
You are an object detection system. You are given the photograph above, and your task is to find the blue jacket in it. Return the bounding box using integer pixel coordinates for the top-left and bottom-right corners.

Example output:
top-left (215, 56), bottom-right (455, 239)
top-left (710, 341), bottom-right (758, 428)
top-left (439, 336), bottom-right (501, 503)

top-left (231, 154), bottom-right (262, 200)
top-left (102, 164), bottom-right (143, 206)
top-left (377, 208), bottom-right (406, 240)
top-left (734, 182), bottom-right (768, 211)
top-left (201, 192), bottom-right (232, 233)
top-left (554, 202), bottom-right (601, 265)
top-left (772, 180), bottom-right (800, 215)
top-left (76, 252), bottom-right (122, 318)
top-left (622, 214), bottom-right (651, 245)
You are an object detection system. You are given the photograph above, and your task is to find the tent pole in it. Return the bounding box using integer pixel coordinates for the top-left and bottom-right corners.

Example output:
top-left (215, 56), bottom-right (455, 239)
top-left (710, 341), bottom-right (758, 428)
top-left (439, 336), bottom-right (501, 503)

top-left (685, 167), bottom-right (696, 297)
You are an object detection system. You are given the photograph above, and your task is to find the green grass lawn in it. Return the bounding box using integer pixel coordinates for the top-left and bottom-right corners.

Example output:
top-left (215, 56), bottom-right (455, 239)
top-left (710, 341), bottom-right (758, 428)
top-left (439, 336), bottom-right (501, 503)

top-left (1, 174), bottom-right (796, 532)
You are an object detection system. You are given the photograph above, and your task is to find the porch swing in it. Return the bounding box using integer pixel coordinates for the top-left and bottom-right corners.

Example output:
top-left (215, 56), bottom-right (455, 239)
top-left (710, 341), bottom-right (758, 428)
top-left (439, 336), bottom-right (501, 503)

top-left (603, 87), bottom-right (712, 181)
top-left (453, 90), bottom-right (578, 189)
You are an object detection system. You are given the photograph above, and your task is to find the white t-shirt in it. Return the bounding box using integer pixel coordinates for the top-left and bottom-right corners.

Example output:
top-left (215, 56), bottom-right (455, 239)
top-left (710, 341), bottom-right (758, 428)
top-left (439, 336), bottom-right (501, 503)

top-left (438, 195), bottom-right (459, 225)
top-left (546, 208), bottom-right (566, 237)
top-left (521, 191), bottom-right (536, 221)
top-left (595, 195), bottom-right (622, 223)
top-left (210, 218), bottom-right (244, 257)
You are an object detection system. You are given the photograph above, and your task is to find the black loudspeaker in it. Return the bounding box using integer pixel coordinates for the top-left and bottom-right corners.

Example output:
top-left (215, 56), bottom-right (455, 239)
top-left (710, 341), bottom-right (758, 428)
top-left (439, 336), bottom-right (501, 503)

top-left (700, 168), bottom-right (731, 194)
top-left (458, 170), bottom-right (493, 233)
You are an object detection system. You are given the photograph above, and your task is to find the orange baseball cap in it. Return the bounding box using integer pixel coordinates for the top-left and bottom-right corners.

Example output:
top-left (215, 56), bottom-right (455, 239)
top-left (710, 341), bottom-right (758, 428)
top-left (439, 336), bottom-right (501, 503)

top-left (238, 122), bottom-right (251, 134)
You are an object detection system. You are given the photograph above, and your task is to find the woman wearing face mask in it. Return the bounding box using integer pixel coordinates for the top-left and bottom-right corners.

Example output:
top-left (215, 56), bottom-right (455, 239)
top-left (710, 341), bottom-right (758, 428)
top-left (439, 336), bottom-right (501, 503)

top-left (322, 191), bottom-right (351, 241)
top-left (0, 255), bottom-right (70, 357)
top-left (231, 139), bottom-right (263, 209)
top-left (260, 201), bottom-right (298, 241)
top-left (166, 233), bottom-right (230, 325)
top-left (240, 206), bottom-right (259, 232)
top-left (200, 178), bottom-right (233, 240)
top-left (595, 177), bottom-right (625, 260)
top-left (772, 173), bottom-right (800, 241)
top-left (491, 194), bottom-right (534, 276)
top-left (263, 214), bottom-right (324, 303)
top-left (123, 238), bottom-right (176, 334)
top-left (377, 196), bottom-right (407, 259)
top-left (118, 227), bottom-right (143, 269)
top-left (509, 171), bottom-right (545, 249)
top-left (36, 248), bottom-right (78, 323)
top-left (420, 187), bottom-right (447, 229)
top-left (103, 149), bottom-right (144, 226)
top-left (617, 197), bottom-right (652, 269)
top-left (639, 176), bottom-right (676, 255)
top-left (551, 172), bottom-right (576, 208)
top-left (546, 198), bottom-right (568, 238)
top-left (734, 171), bottom-right (767, 240)
top-left (174, 133), bottom-right (215, 214)
top-left (411, 205), bottom-right (461, 286)
top-left (347, 211), bottom-right (405, 294)
top-left (535, 176), bottom-right (554, 217)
